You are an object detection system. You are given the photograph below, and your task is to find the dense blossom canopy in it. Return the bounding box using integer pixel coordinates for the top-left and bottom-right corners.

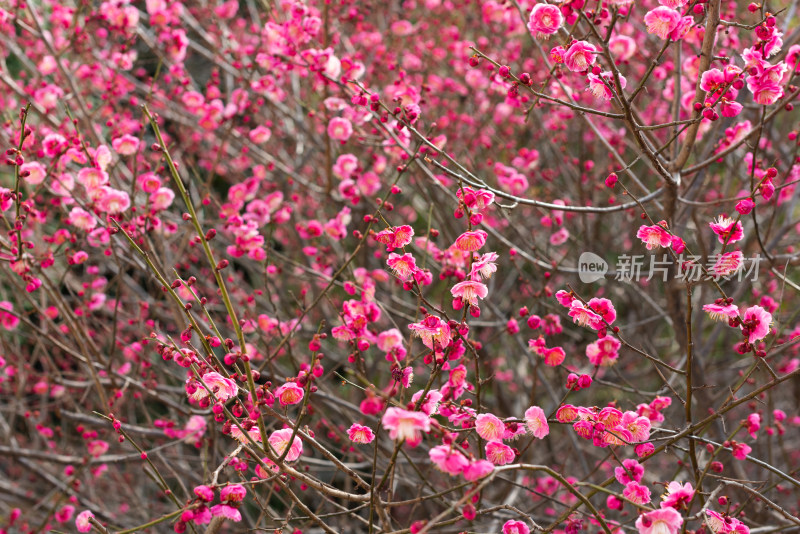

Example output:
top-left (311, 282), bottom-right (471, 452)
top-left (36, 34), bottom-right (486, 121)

top-left (0, 0), bottom-right (799, 532)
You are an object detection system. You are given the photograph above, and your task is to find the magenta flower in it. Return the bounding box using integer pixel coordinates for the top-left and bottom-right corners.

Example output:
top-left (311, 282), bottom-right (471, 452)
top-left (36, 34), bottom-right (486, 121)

top-left (456, 187), bottom-right (495, 212)
top-left (409, 387), bottom-right (440, 413)
top-left (249, 125), bottom-right (272, 144)
top-left (527, 3), bottom-right (563, 39)
top-left (586, 335), bottom-right (621, 367)
top-left (637, 223), bottom-right (672, 250)
top-left (111, 134), bottom-right (140, 155)
top-left (736, 198), bottom-right (755, 215)
top-left (475, 413), bottom-right (505, 441)
top-left (751, 82), bottom-right (783, 105)
top-left (220, 484), bottom-right (246, 504)
top-left (20, 162), bottom-right (47, 185)
top-left (745, 413), bottom-right (761, 438)
top-left (327, 117), bottom-right (353, 142)
top-left (188, 372), bottom-right (238, 403)
top-left (268, 428), bottom-right (303, 461)
top-left (274, 382), bottom-right (305, 406)
top-left (588, 71), bottom-right (626, 100)
top-left (68, 207), bottom-right (97, 232)
top-left (210, 504), bottom-right (242, 522)
top-left (502, 519), bottom-right (531, 534)
top-left (706, 510), bottom-right (750, 534)
top-left (75, 510), bottom-right (95, 533)
top-left (609, 35), bottom-right (636, 60)
top-left (568, 300), bottom-right (602, 329)
top-left (485, 440), bottom-right (515, 465)
top-left (381, 407), bottom-right (431, 445)
top-left (97, 186), bottom-right (131, 214)
top-left (387, 252), bottom-right (418, 280)
top-left (469, 251), bottom-right (499, 281)
top-left (454, 229), bottom-right (488, 252)
top-left (588, 298), bottom-right (617, 325)
top-left (524, 406), bottom-right (549, 439)
top-left (702, 303), bottom-right (740, 322)
top-left (709, 215), bottom-right (744, 244)
top-left (564, 41), bottom-right (597, 72)
top-left (620, 411), bottom-right (652, 442)
top-left (635, 507), bottom-right (683, 534)
top-left (740, 305), bottom-right (772, 344)
top-left (614, 458), bottom-right (644, 484)
top-left (408, 315), bottom-right (451, 350)
top-left (375, 225), bottom-right (415, 251)
top-left (624, 481), bottom-right (652, 505)
top-left (230, 422), bottom-right (263, 444)
top-left (661, 481), bottom-right (694, 509)
top-left (713, 251), bottom-right (743, 277)
top-left (451, 279), bottom-right (488, 307)
top-left (347, 423), bottom-right (375, 444)
top-left (544, 346), bottom-right (566, 367)
top-left (644, 7), bottom-right (681, 39)
top-left (463, 459), bottom-right (494, 481)
top-left (429, 445), bottom-right (469, 475)
top-left (731, 441), bottom-right (751, 460)
top-left (194, 485), bottom-right (215, 502)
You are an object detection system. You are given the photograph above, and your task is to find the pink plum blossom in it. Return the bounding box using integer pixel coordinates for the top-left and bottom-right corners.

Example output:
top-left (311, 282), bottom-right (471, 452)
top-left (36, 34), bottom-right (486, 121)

top-left (268, 428), bottom-right (303, 461)
top-left (382, 407), bottom-right (431, 445)
top-left (527, 4), bottom-right (563, 39)
top-left (636, 507), bottom-right (683, 534)
top-left (524, 406), bottom-right (549, 438)
top-left (347, 423), bottom-right (375, 444)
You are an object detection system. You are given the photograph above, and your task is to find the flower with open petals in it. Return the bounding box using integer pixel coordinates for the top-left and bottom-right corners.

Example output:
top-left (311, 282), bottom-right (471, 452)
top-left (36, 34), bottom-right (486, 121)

top-left (387, 252), bottom-right (418, 280)
top-left (408, 315), bottom-right (451, 350)
top-left (230, 421), bottom-right (262, 444)
top-left (705, 510), bottom-right (750, 534)
top-left (485, 441), bottom-right (515, 465)
top-left (524, 406), bottom-right (549, 439)
top-left (451, 280), bottom-right (488, 307)
top-left (503, 519), bottom-right (531, 534)
top-left (463, 459), bottom-right (494, 481)
top-left (702, 303), bottom-right (739, 322)
top-left (76, 511), bottom-right (95, 533)
top-left (564, 41), bottom-right (597, 72)
top-left (740, 305), bottom-right (771, 344)
top-left (268, 428), bottom-right (303, 461)
top-left (624, 481), bottom-right (652, 504)
top-left (588, 71), bottom-right (626, 100)
top-left (637, 222), bottom-right (672, 250)
top-left (475, 413), bottom-right (505, 441)
top-left (375, 225), bottom-right (414, 251)
top-left (220, 484), bottom-right (246, 504)
top-left (615, 458), bottom-right (644, 484)
top-left (713, 251), bottom-right (743, 277)
top-left (527, 3), bottom-right (563, 39)
top-left (328, 117), bottom-right (353, 142)
top-left (382, 407), bottom-right (431, 446)
top-left (644, 7), bottom-right (681, 39)
top-left (568, 300), bottom-right (602, 329)
top-left (709, 216), bottom-right (744, 244)
top-left (636, 507), bottom-right (683, 534)
top-left (661, 481), bottom-right (694, 509)
top-left (586, 335), bottom-right (621, 367)
top-left (454, 230), bottom-right (488, 252)
top-left (274, 382), bottom-right (304, 406)
top-left (210, 504), bottom-right (241, 522)
top-left (470, 251), bottom-right (498, 281)
top-left (429, 445), bottom-right (469, 475)
top-left (347, 423), bottom-right (375, 444)
top-left (189, 372), bottom-right (238, 403)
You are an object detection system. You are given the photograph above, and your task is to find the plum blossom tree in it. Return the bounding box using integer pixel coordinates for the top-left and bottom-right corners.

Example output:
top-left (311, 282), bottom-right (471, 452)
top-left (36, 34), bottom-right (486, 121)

top-left (0, 0), bottom-right (799, 532)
